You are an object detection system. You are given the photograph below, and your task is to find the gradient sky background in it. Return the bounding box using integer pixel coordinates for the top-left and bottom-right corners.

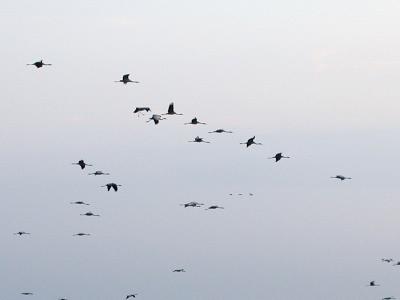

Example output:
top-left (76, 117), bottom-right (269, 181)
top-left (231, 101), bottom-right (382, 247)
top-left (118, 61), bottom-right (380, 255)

top-left (1, 1), bottom-right (400, 299)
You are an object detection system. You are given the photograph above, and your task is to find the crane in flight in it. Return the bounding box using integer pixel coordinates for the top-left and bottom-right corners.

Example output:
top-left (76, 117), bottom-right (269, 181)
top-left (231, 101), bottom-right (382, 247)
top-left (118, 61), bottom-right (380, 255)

top-left (73, 233), bottom-right (91, 237)
top-left (70, 201), bottom-right (90, 205)
top-left (173, 269), bottom-right (186, 272)
top-left (382, 258), bottom-right (394, 263)
top-left (188, 136), bottom-right (210, 143)
top-left (208, 129), bottom-right (233, 134)
top-left (240, 136), bottom-right (262, 148)
top-left (180, 201), bottom-right (204, 208)
top-left (133, 107), bottom-right (151, 116)
top-left (27, 60), bottom-right (51, 68)
top-left (367, 281), bottom-right (380, 287)
top-left (206, 205), bottom-right (224, 210)
top-left (147, 114), bottom-right (165, 125)
top-left (88, 171), bottom-right (110, 176)
top-left (14, 231), bottom-right (30, 236)
top-left (268, 153), bottom-right (290, 162)
top-left (126, 293), bottom-right (139, 299)
top-left (80, 212), bottom-right (100, 217)
top-left (331, 175), bottom-right (352, 181)
top-left (21, 292), bottom-right (34, 296)
top-left (115, 74), bottom-right (139, 84)
top-left (101, 183), bottom-right (122, 192)
top-left (184, 117), bottom-right (206, 125)
top-left (72, 160), bottom-right (92, 170)
top-left (163, 102), bottom-right (183, 115)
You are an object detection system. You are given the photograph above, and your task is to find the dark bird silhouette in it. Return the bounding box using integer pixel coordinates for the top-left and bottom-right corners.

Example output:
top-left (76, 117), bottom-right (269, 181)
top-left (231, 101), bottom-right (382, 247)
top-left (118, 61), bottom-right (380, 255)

top-left (27, 60), bottom-right (51, 68)
top-left (180, 201), bottom-right (204, 208)
top-left (393, 261), bottom-right (400, 266)
top-left (206, 205), bottom-right (224, 210)
top-left (126, 294), bottom-right (139, 299)
top-left (268, 153), bottom-right (290, 162)
top-left (73, 233), bottom-right (91, 236)
top-left (173, 269), bottom-right (186, 272)
top-left (163, 102), bottom-right (183, 115)
top-left (133, 107), bottom-right (151, 116)
top-left (14, 231), bottom-right (30, 236)
top-left (21, 292), bottom-right (34, 296)
top-left (331, 175), bottom-right (352, 181)
top-left (101, 183), bottom-right (122, 192)
top-left (382, 297), bottom-right (396, 300)
top-left (147, 114), bottom-right (165, 125)
top-left (188, 136), bottom-right (210, 143)
top-left (382, 258), bottom-right (394, 263)
top-left (80, 212), bottom-right (100, 217)
top-left (88, 171), bottom-right (110, 176)
top-left (70, 201), bottom-right (90, 205)
top-left (240, 136), bottom-right (262, 147)
top-left (72, 160), bottom-right (92, 170)
top-left (249, 193), bottom-right (254, 196)
top-left (367, 281), bottom-right (380, 287)
top-left (184, 117), bottom-right (206, 125)
top-left (115, 74), bottom-right (139, 84)
top-left (208, 129), bottom-right (233, 133)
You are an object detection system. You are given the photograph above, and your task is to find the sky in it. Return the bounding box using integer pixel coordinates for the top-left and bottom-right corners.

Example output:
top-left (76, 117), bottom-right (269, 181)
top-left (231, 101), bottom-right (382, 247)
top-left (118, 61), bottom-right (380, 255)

top-left (1, 0), bottom-right (400, 299)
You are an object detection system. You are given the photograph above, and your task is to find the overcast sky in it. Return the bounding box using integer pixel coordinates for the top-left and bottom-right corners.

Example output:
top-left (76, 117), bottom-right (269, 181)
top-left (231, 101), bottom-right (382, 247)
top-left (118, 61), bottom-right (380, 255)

top-left (1, 1), bottom-right (400, 299)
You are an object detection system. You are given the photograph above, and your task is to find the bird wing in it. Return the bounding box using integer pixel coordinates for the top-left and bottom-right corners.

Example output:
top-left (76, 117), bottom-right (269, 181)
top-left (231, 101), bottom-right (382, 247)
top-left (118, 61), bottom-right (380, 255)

top-left (123, 74), bottom-right (130, 81)
top-left (168, 102), bottom-right (174, 114)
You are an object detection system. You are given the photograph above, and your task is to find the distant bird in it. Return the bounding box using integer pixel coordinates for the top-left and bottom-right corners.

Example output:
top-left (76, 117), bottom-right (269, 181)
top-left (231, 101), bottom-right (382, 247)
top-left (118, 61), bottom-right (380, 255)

top-left (80, 212), bottom-right (100, 217)
top-left (188, 136), bottom-right (210, 143)
top-left (268, 153), bottom-right (290, 162)
top-left (27, 60), bottom-right (51, 68)
top-left (21, 292), bottom-right (34, 296)
top-left (382, 297), bottom-right (396, 300)
top-left (126, 294), bottom-right (138, 299)
top-left (180, 201), bottom-right (204, 208)
top-left (133, 107), bottom-right (151, 116)
top-left (208, 129), bottom-right (233, 134)
top-left (206, 205), bottom-right (224, 210)
top-left (367, 281), bottom-right (380, 287)
top-left (115, 74), bottom-right (139, 84)
top-left (163, 102), bottom-right (183, 115)
top-left (70, 201), bottom-right (90, 205)
top-left (88, 171), bottom-right (110, 176)
top-left (240, 136), bottom-right (262, 147)
top-left (173, 269), bottom-right (186, 272)
top-left (101, 183), bottom-right (122, 192)
top-left (72, 160), bottom-right (92, 170)
top-left (73, 233), bottom-right (91, 236)
top-left (393, 261), bottom-right (400, 266)
top-left (14, 231), bottom-right (30, 236)
top-left (185, 117), bottom-right (206, 125)
top-left (249, 193), bottom-right (254, 196)
top-left (331, 175), bottom-right (352, 181)
top-left (382, 258), bottom-right (394, 263)
top-left (147, 114), bottom-right (165, 125)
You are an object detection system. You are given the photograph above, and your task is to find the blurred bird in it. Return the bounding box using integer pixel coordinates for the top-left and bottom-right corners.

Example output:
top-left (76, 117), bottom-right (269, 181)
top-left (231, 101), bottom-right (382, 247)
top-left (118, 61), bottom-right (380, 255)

top-left (73, 233), bottom-right (91, 236)
top-left (72, 160), bottom-right (92, 170)
top-left (101, 183), bottom-right (122, 192)
top-left (268, 153), bottom-right (290, 162)
top-left (188, 136), bottom-right (210, 143)
top-left (393, 261), bottom-right (400, 266)
top-left (115, 74), bottom-right (139, 84)
top-left (206, 205), bottom-right (224, 210)
top-left (133, 107), bottom-right (151, 116)
top-left (185, 117), bottom-right (206, 125)
top-left (367, 281), bottom-right (380, 287)
top-left (70, 201), bottom-right (90, 205)
top-left (331, 175), bottom-right (352, 181)
top-left (126, 294), bottom-right (138, 299)
top-left (80, 212), bottom-right (100, 217)
top-left (381, 258), bottom-right (393, 263)
top-left (147, 114), bottom-right (165, 125)
top-left (27, 60), bottom-right (51, 68)
top-left (208, 129), bottom-right (233, 134)
top-left (88, 171), bottom-right (110, 176)
top-left (180, 201), bottom-right (204, 208)
top-left (240, 136), bottom-right (262, 147)
top-left (382, 297), bottom-right (396, 300)
top-left (163, 102), bottom-right (183, 115)
top-left (173, 269), bottom-right (186, 272)
top-left (21, 292), bottom-right (34, 296)
top-left (14, 231), bottom-right (30, 236)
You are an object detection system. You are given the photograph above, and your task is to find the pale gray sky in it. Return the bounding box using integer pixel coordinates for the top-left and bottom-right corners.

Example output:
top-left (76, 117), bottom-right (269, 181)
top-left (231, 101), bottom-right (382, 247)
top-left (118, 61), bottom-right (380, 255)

top-left (1, 1), bottom-right (400, 299)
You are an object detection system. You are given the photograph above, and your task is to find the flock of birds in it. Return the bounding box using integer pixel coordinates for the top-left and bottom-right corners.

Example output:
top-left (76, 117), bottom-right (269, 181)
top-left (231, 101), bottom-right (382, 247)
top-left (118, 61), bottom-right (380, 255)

top-left (14, 60), bottom-right (388, 299)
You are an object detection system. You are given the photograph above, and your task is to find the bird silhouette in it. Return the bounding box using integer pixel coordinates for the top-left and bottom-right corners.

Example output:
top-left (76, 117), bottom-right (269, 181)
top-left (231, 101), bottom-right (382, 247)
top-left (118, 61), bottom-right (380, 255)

top-left (126, 294), bottom-right (139, 299)
top-left (133, 107), bottom-right (151, 116)
top-left (188, 136), bottom-right (210, 143)
top-left (88, 171), bottom-right (110, 176)
top-left (72, 160), bottom-right (92, 170)
top-left (268, 153), bottom-right (290, 162)
top-left (240, 136), bottom-right (262, 147)
top-left (80, 212), bottom-right (100, 217)
top-left (208, 129), bottom-right (233, 133)
top-left (147, 114), bottom-right (165, 125)
top-left (382, 258), bottom-right (394, 263)
top-left (115, 74), bottom-right (139, 84)
top-left (27, 60), bottom-right (51, 68)
top-left (101, 183), bottom-right (122, 192)
top-left (173, 269), bottom-right (186, 272)
top-left (163, 102), bottom-right (183, 115)
top-left (21, 292), bottom-right (34, 296)
top-left (206, 205), bottom-right (224, 210)
top-left (70, 201), bottom-right (90, 205)
top-left (180, 201), bottom-right (204, 208)
top-left (331, 175), bottom-right (352, 181)
top-left (367, 281), bottom-right (380, 286)
top-left (14, 231), bottom-right (30, 236)
top-left (73, 233), bottom-right (91, 236)
top-left (382, 297), bottom-right (396, 300)
top-left (184, 117), bottom-right (206, 125)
